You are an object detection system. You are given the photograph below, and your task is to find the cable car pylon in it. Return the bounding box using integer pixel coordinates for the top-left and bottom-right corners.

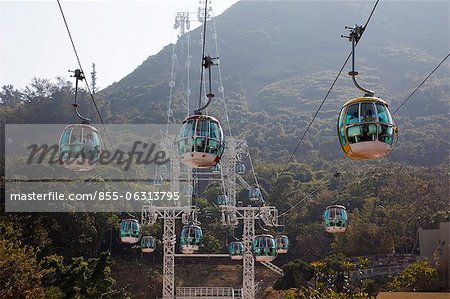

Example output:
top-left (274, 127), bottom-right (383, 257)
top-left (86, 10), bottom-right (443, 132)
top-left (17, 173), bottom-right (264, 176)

top-left (140, 1), bottom-right (283, 298)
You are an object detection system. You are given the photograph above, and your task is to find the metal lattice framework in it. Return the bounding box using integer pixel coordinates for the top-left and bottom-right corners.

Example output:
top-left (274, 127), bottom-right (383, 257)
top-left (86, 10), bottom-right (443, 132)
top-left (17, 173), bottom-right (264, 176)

top-left (242, 208), bottom-right (255, 298)
top-left (142, 205), bottom-right (187, 299)
top-left (143, 133), bottom-right (282, 299)
top-left (162, 209), bottom-right (177, 298)
top-left (142, 3), bottom-right (282, 297)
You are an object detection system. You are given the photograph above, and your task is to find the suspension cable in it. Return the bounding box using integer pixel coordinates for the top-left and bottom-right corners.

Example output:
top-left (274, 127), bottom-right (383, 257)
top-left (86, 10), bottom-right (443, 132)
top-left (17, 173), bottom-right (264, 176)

top-left (197, 0), bottom-right (209, 109)
top-left (279, 160), bottom-right (351, 217)
top-left (186, 34), bottom-right (191, 117)
top-left (57, 0), bottom-right (142, 203)
top-left (393, 52), bottom-right (449, 115)
top-left (190, 0), bottom-right (211, 220)
top-left (219, 164), bottom-right (228, 199)
top-left (272, 0), bottom-right (380, 189)
top-left (271, 52), bottom-right (351, 190)
top-left (203, 66), bottom-right (209, 115)
top-left (166, 44), bottom-right (177, 134)
top-left (57, 0), bottom-right (115, 151)
top-left (278, 49), bottom-right (449, 218)
top-left (211, 14), bottom-right (233, 137)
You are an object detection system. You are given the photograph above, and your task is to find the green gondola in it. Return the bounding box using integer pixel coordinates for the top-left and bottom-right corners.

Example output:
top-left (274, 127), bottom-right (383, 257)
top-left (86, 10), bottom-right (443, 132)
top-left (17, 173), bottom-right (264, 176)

top-left (275, 235), bottom-right (289, 254)
top-left (236, 163), bottom-right (246, 174)
top-left (217, 194), bottom-right (230, 207)
top-left (253, 234), bottom-right (277, 262)
top-left (229, 241), bottom-right (244, 260)
top-left (180, 224), bottom-right (203, 254)
top-left (120, 219), bottom-right (141, 244)
top-left (59, 124), bottom-right (103, 172)
top-left (338, 97), bottom-right (397, 160)
top-left (177, 114), bottom-right (225, 168)
top-left (141, 236), bottom-right (157, 253)
top-left (323, 205), bottom-right (348, 234)
top-left (249, 187), bottom-right (262, 201)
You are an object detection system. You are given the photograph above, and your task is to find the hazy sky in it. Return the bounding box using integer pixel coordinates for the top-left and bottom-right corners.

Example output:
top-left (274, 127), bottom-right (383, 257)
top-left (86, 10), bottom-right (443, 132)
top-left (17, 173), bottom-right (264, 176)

top-left (0, 0), bottom-right (239, 90)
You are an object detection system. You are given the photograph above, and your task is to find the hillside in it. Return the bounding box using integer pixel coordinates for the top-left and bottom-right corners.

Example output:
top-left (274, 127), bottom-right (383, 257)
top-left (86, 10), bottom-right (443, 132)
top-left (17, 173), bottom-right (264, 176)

top-left (98, 0), bottom-right (449, 165)
top-left (1, 1), bottom-right (449, 298)
top-left (101, 1), bottom-right (448, 112)
top-left (2, 1), bottom-right (449, 165)
top-left (111, 257), bottom-right (278, 299)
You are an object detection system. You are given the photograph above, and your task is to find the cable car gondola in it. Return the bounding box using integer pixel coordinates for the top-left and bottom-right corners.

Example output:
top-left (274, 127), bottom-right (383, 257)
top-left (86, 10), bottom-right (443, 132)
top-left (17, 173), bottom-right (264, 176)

top-left (338, 97), bottom-right (397, 160)
top-left (253, 234), bottom-right (277, 262)
top-left (182, 184), bottom-right (194, 196)
top-left (158, 165), bottom-right (168, 175)
top-left (236, 163), bottom-right (246, 174)
top-left (141, 235), bottom-right (157, 253)
top-left (154, 174), bottom-right (164, 186)
top-left (275, 235), bottom-right (289, 254)
top-left (249, 187), bottom-right (262, 201)
top-left (323, 205), bottom-right (348, 234)
top-left (338, 25), bottom-right (398, 160)
top-left (59, 124), bottom-right (103, 171)
top-left (216, 194), bottom-right (230, 207)
top-left (177, 114), bottom-right (224, 168)
top-left (229, 241), bottom-right (244, 260)
top-left (120, 219), bottom-right (141, 244)
top-left (180, 224), bottom-right (203, 254)
top-left (177, 55), bottom-right (225, 168)
top-left (59, 69), bottom-right (103, 171)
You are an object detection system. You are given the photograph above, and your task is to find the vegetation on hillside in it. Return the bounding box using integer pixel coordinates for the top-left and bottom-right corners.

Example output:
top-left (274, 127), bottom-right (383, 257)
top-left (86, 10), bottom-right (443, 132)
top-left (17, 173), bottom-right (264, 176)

top-left (1, 1), bottom-right (449, 297)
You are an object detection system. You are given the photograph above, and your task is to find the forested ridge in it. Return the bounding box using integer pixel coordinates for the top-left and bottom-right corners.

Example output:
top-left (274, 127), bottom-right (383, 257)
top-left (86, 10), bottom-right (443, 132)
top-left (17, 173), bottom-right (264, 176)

top-left (1, 1), bottom-right (449, 298)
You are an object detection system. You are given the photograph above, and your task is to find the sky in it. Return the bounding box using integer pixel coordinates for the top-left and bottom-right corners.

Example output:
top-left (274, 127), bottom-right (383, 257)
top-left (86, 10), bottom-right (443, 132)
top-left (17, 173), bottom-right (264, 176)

top-left (0, 0), bottom-right (239, 90)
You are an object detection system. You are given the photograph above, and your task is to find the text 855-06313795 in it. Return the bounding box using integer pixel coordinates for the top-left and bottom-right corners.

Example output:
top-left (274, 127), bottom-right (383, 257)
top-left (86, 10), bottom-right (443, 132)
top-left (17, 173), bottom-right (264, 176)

top-left (97, 191), bottom-right (180, 201)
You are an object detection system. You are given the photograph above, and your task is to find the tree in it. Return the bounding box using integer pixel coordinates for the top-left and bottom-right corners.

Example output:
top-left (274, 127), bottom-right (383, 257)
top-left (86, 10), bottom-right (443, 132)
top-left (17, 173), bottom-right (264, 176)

top-left (309, 255), bottom-right (365, 296)
top-left (0, 239), bottom-right (45, 299)
top-left (388, 261), bottom-right (439, 292)
top-left (42, 251), bottom-right (127, 298)
top-left (274, 259), bottom-right (314, 289)
top-left (0, 84), bottom-right (23, 105)
top-left (299, 288), bottom-right (373, 299)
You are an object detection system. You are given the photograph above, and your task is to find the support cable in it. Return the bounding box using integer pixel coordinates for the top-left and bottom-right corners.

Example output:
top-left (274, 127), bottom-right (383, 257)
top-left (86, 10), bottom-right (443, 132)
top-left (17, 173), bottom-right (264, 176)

top-left (197, 0), bottom-right (209, 110)
top-left (186, 34), bottom-right (191, 117)
top-left (57, 0), bottom-right (141, 201)
top-left (278, 50), bottom-right (449, 217)
top-left (393, 52), bottom-right (449, 115)
top-left (279, 161), bottom-right (350, 217)
top-left (57, 0), bottom-right (115, 151)
top-left (211, 14), bottom-right (232, 137)
top-left (277, 51), bottom-right (449, 217)
top-left (272, 0), bottom-right (380, 190)
top-left (166, 44), bottom-right (177, 134)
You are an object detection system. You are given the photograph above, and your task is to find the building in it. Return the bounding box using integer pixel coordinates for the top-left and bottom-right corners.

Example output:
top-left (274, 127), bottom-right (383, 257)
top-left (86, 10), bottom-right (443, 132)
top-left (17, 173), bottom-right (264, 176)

top-left (418, 222), bottom-right (450, 268)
